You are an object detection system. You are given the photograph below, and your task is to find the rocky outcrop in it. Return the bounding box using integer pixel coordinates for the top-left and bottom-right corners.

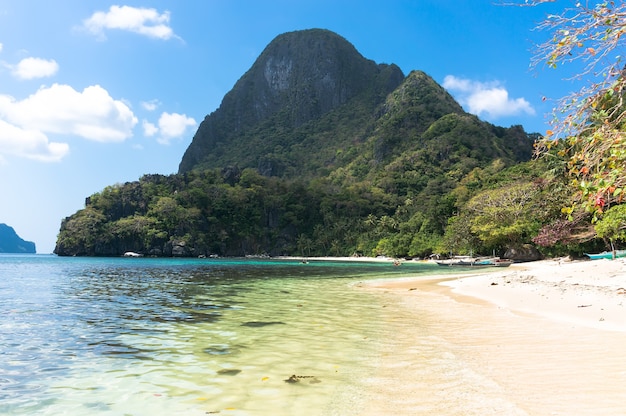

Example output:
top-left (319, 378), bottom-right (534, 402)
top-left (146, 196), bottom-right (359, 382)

top-left (504, 244), bottom-right (543, 262)
top-left (178, 28), bottom-right (404, 173)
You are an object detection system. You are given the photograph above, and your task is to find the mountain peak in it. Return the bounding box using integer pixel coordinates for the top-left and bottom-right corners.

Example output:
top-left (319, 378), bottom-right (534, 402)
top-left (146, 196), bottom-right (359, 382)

top-left (178, 29), bottom-right (404, 173)
top-left (177, 29), bottom-right (532, 181)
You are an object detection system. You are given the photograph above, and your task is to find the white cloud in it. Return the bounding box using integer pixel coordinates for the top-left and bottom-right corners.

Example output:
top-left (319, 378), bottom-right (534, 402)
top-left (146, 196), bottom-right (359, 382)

top-left (155, 112), bottom-right (196, 145)
top-left (141, 99), bottom-right (160, 111)
top-left (12, 57), bottom-right (59, 80)
top-left (82, 5), bottom-right (179, 41)
top-left (443, 75), bottom-right (535, 119)
top-left (142, 119), bottom-right (158, 136)
top-left (0, 43), bottom-right (3, 53)
top-left (0, 83), bottom-right (137, 143)
top-left (0, 119), bottom-right (69, 162)
top-left (0, 83), bottom-right (137, 161)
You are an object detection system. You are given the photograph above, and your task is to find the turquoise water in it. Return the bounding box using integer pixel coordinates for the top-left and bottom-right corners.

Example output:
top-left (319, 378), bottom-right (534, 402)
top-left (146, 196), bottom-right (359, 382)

top-left (0, 255), bottom-right (450, 415)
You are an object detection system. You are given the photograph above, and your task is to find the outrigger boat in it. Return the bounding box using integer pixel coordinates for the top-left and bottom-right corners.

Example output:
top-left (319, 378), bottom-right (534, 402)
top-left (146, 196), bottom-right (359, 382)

top-left (436, 257), bottom-right (513, 268)
top-left (585, 250), bottom-right (626, 260)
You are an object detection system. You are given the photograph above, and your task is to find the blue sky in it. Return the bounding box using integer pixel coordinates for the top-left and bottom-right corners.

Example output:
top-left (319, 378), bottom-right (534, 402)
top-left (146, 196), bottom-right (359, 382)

top-left (0, 0), bottom-right (574, 253)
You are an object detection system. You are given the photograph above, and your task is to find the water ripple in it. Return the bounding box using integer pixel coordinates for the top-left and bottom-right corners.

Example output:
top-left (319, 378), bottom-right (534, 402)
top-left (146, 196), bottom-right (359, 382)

top-left (0, 256), bottom-right (443, 415)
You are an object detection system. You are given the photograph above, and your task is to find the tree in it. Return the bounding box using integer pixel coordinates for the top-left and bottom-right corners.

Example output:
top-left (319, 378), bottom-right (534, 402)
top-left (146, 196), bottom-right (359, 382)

top-left (524, 1), bottom-right (626, 219)
top-left (595, 203), bottom-right (626, 241)
top-left (55, 207), bottom-right (109, 255)
top-left (440, 214), bottom-right (481, 255)
top-left (464, 182), bottom-right (544, 249)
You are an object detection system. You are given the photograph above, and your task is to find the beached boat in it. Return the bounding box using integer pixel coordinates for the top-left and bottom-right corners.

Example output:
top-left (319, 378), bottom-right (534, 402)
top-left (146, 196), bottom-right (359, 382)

top-left (492, 258), bottom-right (514, 267)
top-left (436, 257), bottom-right (513, 267)
top-left (436, 260), bottom-right (490, 267)
top-left (436, 256), bottom-right (479, 267)
top-left (585, 250), bottom-right (626, 260)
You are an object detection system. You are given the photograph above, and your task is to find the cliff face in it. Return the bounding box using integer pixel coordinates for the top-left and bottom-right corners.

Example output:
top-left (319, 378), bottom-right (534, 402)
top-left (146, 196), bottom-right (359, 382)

top-left (178, 29), bottom-right (405, 174)
top-left (178, 28), bottom-right (533, 179)
top-left (0, 224), bottom-right (36, 253)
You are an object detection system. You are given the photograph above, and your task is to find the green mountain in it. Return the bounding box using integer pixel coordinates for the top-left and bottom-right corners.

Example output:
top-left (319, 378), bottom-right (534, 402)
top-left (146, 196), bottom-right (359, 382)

top-left (179, 29), bottom-right (407, 177)
top-left (54, 29), bottom-right (535, 257)
top-left (0, 223), bottom-right (36, 253)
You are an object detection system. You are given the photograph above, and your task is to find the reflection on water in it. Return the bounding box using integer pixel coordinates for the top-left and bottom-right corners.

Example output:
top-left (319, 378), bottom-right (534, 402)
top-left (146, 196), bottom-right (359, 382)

top-left (0, 255), bottom-right (451, 415)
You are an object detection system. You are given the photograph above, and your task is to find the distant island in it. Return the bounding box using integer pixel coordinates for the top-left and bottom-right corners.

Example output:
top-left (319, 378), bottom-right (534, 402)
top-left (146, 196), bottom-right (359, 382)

top-left (0, 224), bottom-right (36, 253)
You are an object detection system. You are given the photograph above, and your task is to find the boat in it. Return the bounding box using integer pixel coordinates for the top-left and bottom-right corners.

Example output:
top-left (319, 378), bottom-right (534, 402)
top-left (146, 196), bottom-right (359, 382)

top-left (436, 256), bottom-right (478, 267)
top-left (492, 258), bottom-right (514, 267)
top-left (435, 257), bottom-right (513, 267)
top-left (585, 250), bottom-right (626, 260)
top-left (436, 259), bottom-right (491, 267)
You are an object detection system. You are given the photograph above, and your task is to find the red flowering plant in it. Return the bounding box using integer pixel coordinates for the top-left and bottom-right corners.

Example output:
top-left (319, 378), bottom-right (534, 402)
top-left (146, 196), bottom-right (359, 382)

top-left (519, 1), bottom-right (626, 231)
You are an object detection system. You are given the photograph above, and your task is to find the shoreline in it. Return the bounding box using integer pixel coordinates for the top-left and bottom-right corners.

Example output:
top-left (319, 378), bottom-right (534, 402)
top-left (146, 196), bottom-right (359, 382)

top-left (276, 255), bottom-right (404, 263)
top-left (365, 257), bottom-right (626, 332)
top-left (354, 258), bottom-right (626, 415)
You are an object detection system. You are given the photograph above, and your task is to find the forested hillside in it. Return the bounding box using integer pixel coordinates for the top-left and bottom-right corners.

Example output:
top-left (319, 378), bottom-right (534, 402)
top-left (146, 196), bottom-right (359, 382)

top-left (56, 29), bottom-right (585, 259)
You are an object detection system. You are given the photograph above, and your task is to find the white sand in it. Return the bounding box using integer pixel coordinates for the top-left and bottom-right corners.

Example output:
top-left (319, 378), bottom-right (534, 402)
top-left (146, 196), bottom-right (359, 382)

top-left (356, 258), bottom-right (626, 415)
top-left (442, 258), bottom-right (626, 332)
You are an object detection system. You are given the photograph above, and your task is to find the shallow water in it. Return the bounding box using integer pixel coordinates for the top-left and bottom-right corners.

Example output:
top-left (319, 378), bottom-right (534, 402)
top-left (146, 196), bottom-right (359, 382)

top-left (0, 255), bottom-right (455, 415)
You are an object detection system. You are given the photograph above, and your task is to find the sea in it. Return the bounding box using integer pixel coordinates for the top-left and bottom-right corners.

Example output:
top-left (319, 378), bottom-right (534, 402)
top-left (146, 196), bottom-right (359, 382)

top-left (0, 254), bottom-right (464, 416)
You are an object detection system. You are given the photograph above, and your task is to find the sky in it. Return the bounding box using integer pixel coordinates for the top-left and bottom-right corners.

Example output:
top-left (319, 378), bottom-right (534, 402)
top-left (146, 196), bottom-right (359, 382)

top-left (0, 0), bottom-right (577, 254)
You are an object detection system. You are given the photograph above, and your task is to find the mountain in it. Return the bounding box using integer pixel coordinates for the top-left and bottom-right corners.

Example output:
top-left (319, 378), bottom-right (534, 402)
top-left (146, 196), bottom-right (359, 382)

top-left (179, 28), bottom-right (406, 176)
top-left (0, 223), bottom-right (36, 253)
top-left (178, 29), bottom-right (531, 181)
top-left (54, 29), bottom-right (536, 258)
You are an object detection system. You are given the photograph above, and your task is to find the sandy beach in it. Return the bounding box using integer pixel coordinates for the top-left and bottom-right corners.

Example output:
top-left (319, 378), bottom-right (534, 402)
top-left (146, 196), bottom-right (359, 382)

top-left (356, 258), bottom-right (626, 415)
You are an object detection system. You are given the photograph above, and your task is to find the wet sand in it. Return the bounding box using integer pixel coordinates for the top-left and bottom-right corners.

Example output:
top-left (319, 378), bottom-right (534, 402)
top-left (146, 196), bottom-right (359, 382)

top-left (357, 258), bottom-right (626, 415)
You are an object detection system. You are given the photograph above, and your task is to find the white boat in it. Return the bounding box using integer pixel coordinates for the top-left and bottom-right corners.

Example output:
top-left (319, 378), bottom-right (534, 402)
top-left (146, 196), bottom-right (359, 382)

top-left (436, 257), bottom-right (513, 267)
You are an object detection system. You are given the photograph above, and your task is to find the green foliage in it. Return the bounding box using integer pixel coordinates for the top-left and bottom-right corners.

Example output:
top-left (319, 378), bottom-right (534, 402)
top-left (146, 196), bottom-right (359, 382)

top-left (595, 204), bottom-right (626, 242)
top-left (55, 107), bottom-right (541, 258)
top-left (58, 149), bottom-right (581, 258)
top-left (55, 207), bottom-right (109, 256)
top-left (528, 1), bottom-right (626, 244)
top-left (440, 215), bottom-right (481, 256)
top-left (438, 158), bottom-right (579, 256)
top-left (465, 182), bottom-right (541, 248)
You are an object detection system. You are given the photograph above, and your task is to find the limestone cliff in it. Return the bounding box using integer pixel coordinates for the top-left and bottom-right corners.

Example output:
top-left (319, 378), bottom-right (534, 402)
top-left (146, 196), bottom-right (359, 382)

top-left (178, 28), bottom-right (405, 174)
